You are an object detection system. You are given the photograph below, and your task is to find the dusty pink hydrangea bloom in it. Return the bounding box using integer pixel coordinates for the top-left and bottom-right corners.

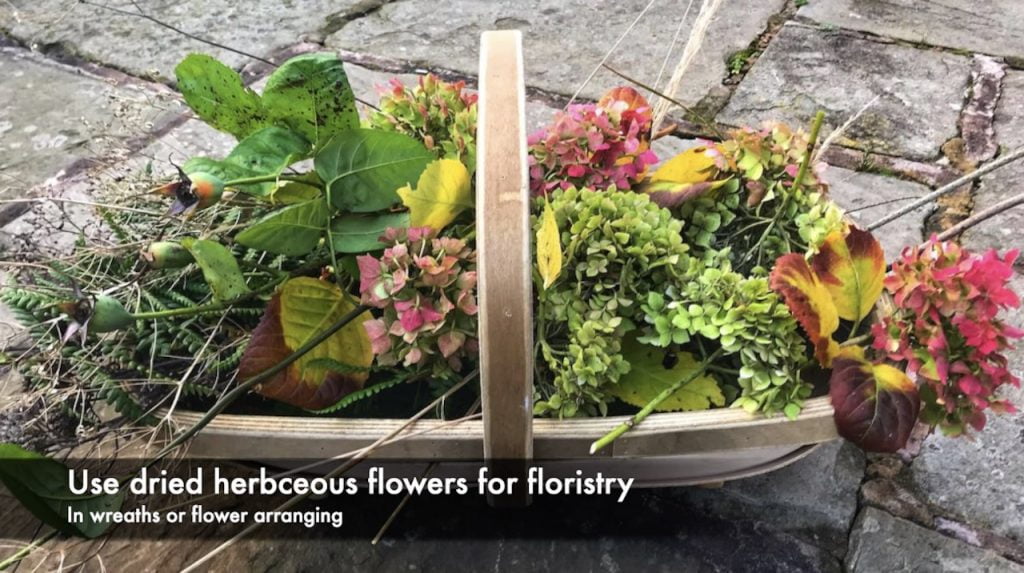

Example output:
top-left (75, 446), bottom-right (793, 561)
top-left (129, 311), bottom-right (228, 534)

top-left (357, 227), bottom-right (478, 374)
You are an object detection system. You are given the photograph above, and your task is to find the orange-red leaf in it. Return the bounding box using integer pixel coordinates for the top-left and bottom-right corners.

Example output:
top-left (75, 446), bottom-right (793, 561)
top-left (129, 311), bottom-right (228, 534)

top-left (238, 277), bottom-right (372, 410)
top-left (829, 355), bottom-right (920, 453)
top-left (811, 226), bottom-right (885, 321)
top-left (770, 253), bottom-right (840, 366)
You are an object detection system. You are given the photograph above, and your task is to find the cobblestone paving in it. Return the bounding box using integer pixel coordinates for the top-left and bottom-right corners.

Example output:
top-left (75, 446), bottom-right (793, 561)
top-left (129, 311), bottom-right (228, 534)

top-left (1, 0), bottom-right (1024, 571)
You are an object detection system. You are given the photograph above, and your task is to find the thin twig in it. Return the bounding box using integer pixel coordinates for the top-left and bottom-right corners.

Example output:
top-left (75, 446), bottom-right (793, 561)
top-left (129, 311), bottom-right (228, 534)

top-left (180, 371), bottom-right (479, 572)
top-left (601, 64), bottom-right (722, 138)
top-left (78, 0), bottom-right (276, 67)
top-left (843, 195), bottom-right (925, 215)
top-left (0, 530), bottom-right (58, 570)
top-left (0, 198), bottom-right (162, 216)
top-left (814, 94), bottom-right (880, 162)
top-left (372, 463), bottom-right (433, 545)
top-left (652, 0), bottom-right (697, 98)
top-left (651, 0), bottom-right (724, 130)
top-left (867, 146), bottom-right (1024, 231)
top-left (937, 190), bottom-right (1024, 241)
top-left (141, 304), bottom-right (371, 470)
top-left (371, 395), bottom-right (483, 544)
top-left (566, 0), bottom-right (659, 107)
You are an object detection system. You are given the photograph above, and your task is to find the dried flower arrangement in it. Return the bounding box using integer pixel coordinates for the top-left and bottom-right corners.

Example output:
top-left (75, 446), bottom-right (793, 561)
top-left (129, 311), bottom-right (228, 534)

top-left (0, 50), bottom-right (1019, 545)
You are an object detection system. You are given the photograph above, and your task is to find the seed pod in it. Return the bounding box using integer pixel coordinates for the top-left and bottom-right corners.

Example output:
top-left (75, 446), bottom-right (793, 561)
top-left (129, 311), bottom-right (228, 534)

top-left (190, 172), bottom-right (224, 209)
top-left (168, 171), bottom-right (224, 215)
top-left (141, 241), bottom-right (194, 269)
top-left (89, 295), bottom-right (135, 333)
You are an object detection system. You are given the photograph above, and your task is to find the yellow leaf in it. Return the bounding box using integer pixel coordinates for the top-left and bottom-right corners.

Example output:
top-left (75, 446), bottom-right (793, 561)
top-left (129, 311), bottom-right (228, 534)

top-left (649, 146), bottom-right (718, 184)
top-left (770, 253), bottom-right (840, 366)
top-left (640, 146), bottom-right (729, 208)
top-left (536, 199), bottom-right (563, 290)
top-left (396, 158), bottom-right (472, 230)
top-left (811, 226), bottom-right (886, 321)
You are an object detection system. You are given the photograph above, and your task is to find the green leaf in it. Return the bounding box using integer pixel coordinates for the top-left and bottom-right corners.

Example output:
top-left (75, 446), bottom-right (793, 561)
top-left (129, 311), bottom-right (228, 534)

top-left (330, 212), bottom-right (410, 253)
top-left (273, 178), bottom-right (322, 204)
top-left (226, 127), bottom-right (311, 176)
top-left (185, 127), bottom-right (311, 197)
top-left (180, 238), bottom-right (250, 301)
top-left (610, 339), bottom-right (724, 411)
top-left (315, 129), bottom-right (433, 213)
top-left (183, 157), bottom-right (256, 183)
top-left (174, 54), bottom-right (267, 139)
top-left (236, 200), bottom-right (328, 256)
top-left (0, 443), bottom-right (124, 538)
top-left (261, 53), bottom-right (359, 149)
top-left (237, 277), bottom-right (373, 410)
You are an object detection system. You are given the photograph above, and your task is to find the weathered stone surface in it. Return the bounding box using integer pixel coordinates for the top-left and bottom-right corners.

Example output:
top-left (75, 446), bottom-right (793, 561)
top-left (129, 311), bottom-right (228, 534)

top-left (0, 0), bottom-right (367, 82)
top-left (846, 507), bottom-right (1024, 573)
top-left (964, 71), bottom-right (1024, 258)
top-left (664, 440), bottom-right (865, 558)
top-left (0, 45), bottom-right (175, 203)
top-left (327, 0), bottom-right (788, 106)
top-left (860, 478), bottom-right (934, 526)
top-left (959, 56), bottom-right (1005, 166)
top-left (718, 23), bottom-right (970, 161)
top-left (821, 166), bottom-right (931, 260)
top-left (909, 273), bottom-right (1024, 543)
top-left (799, 0), bottom-right (1024, 61)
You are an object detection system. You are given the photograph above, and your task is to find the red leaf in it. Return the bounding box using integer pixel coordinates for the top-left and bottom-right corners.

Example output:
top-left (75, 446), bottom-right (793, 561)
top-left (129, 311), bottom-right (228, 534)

top-left (829, 355), bottom-right (921, 452)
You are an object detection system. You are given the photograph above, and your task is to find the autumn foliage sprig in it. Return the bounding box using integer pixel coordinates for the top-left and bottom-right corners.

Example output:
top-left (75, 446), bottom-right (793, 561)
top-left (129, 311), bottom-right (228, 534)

top-left (873, 239), bottom-right (1022, 435)
top-left (357, 227), bottom-right (479, 376)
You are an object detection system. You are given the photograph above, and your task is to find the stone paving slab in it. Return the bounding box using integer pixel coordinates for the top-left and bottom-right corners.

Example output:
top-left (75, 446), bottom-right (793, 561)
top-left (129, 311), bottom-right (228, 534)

top-left (966, 71), bottom-right (1024, 257)
top-left (0, 0), bottom-right (368, 82)
top-left (718, 23), bottom-right (971, 161)
top-left (327, 0), bottom-right (787, 106)
top-left (908, 273), bottom-right (1024, 544)
top-left (846, 507), bottom-right (1024, 573)
top-left (822, 166), bottom-right (931, 260)
top-left (665, 440), bottom-right (865, 558)
top-left (799, 0), bottom-right (1024, 62)
top-left (0, 45), bottom-right (176, 202)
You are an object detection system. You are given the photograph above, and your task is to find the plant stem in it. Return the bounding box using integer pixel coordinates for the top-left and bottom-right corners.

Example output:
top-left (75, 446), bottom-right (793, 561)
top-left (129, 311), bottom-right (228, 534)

top-left (590, 348), bottom-right (724, 454)
top-left (841, 333), bottom-right (872, 347)
top-left (868, 145), bottom-right (1024, 231)
top-left (792, 110), bottom-right (826, 195)
top-left (0, 530), bottom-right (58, 571)
top-left (140, 303), bottom-right (370, 470)
top-left (130, 279), bottom-right (282, 320)
top-left (223, 173), bottom-right (315, 188)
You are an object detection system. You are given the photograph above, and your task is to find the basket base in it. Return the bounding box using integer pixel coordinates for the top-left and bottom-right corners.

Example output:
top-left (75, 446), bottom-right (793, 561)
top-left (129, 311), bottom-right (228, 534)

top-left (226, 443), bottom-right (824, 488)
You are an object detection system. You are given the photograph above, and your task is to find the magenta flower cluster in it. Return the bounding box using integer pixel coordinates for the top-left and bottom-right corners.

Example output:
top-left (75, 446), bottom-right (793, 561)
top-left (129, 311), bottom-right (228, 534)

top-left (357, 227), bottom-right (478, 374)
top-left (873, 238), bottom-right (1022, 435)
top-left (527, 87), bottom-right (657, 196)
